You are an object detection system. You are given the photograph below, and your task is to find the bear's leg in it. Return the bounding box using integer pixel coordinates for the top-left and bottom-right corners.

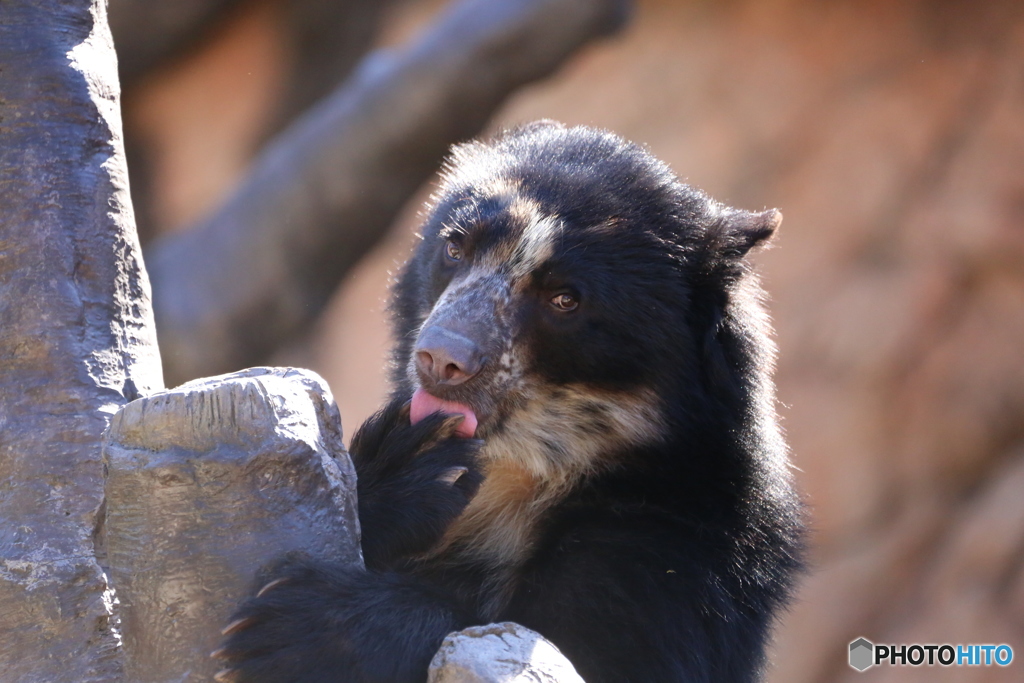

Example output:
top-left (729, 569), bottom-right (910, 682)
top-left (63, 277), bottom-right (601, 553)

top-left (217, 558), bottom-right (474, 683)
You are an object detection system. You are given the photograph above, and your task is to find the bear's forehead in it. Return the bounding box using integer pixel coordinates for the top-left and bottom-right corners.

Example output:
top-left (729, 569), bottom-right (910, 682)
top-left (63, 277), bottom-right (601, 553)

top-left (438, 184), bottom-right (627, 278)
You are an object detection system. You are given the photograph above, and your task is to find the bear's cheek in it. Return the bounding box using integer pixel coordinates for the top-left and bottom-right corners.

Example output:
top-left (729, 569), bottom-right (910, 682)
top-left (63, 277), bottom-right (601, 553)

top-left (531, 325), bottom-right (656, 391)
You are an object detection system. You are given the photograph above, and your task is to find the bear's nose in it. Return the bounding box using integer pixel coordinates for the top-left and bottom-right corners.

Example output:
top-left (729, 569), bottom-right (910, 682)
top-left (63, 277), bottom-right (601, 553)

top-left (414, 326), bottom-right (484, 386)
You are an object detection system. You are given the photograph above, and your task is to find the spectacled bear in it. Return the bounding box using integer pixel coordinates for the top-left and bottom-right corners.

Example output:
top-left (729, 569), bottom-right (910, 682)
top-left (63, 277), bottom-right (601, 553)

top-left (217, 122), bottom-right (805, 682)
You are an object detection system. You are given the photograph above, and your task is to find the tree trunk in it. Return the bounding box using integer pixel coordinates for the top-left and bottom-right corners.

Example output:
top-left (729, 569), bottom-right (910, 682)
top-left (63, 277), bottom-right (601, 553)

top-left (0, 1), bottom-right (161, 680)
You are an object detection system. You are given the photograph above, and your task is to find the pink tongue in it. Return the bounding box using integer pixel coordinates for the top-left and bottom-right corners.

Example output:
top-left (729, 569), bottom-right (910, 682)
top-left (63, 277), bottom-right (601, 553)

top-left (410, 388), bottom-right (478, 438)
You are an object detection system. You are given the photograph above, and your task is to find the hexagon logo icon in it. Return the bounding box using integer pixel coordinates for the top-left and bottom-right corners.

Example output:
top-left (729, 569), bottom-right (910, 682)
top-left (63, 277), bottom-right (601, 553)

top-left (849, 637), bottom-right (874, 671)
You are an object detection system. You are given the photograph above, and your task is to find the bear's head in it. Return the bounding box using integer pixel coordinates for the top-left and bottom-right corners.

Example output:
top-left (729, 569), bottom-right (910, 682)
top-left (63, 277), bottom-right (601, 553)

top-left (391, 122), bottom-right (781, 478)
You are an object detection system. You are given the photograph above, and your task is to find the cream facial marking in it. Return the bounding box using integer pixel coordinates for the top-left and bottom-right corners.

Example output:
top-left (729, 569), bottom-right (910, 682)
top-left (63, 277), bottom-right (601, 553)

top-left (509, 212), bottom-right (561, 284)
top-left (445, 192), bottom-right (558, 282)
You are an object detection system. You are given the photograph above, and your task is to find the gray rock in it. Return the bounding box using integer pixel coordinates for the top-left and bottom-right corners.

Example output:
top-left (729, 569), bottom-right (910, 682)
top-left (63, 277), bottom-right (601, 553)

top-left (101, 367), bottom-right (360, 683)
top-left (428, 622), bottom-right (585, 683)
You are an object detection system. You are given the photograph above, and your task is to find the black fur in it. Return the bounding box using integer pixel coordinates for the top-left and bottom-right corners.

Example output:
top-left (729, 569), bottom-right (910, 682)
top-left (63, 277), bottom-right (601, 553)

top-left (219, 122), bottom-right (804, 682)
top-left (351, 404), bottom-right (484, 569)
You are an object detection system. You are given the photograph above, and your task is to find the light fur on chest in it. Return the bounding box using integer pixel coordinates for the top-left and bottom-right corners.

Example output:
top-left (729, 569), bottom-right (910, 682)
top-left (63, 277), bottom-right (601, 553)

top-left (432, 384), bottom-right (664, 568)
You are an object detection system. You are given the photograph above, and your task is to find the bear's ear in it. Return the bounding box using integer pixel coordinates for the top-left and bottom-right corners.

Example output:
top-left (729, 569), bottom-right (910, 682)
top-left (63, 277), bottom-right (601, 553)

top-left (716, 208), bottom-right (782, 259)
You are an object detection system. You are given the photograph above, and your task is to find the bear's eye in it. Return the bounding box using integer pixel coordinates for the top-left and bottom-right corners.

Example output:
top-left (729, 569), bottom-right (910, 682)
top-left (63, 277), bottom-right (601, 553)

top-left (550, 292), bottom-right (578, 312)
top-left (445, 240), bottom-right (463, 262)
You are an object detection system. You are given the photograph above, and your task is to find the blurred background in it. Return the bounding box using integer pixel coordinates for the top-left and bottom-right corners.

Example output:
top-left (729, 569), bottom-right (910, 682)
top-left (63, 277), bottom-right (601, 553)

top-left (112, 0), bottom-right (1024, 680)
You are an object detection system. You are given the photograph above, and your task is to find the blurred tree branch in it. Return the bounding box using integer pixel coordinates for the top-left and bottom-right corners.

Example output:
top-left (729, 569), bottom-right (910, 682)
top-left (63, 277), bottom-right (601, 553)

top-left (146, 0), bottom-right (631, 386)
top-left (110, 0), bottom-right (244, 87)
top-left (111, 0), bottom-right (401, 244)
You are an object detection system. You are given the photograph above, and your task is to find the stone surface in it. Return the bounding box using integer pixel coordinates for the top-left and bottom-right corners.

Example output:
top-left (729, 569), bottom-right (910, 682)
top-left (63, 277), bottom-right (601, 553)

top-left (428, 622), bottom-right (585, 683)
top-left (102, 367), bottom-right (360, 683)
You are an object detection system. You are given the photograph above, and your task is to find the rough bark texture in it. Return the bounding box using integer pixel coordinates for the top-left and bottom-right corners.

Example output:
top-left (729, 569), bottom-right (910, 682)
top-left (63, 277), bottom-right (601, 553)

top-left (102, 367), bottom-right (360, 683)
top-left (147, 0), bottom-right (631, 386)
top-left (428, 623), bottom-right (585, 683)
top-left (0, 1), bottom-right (162, 680)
